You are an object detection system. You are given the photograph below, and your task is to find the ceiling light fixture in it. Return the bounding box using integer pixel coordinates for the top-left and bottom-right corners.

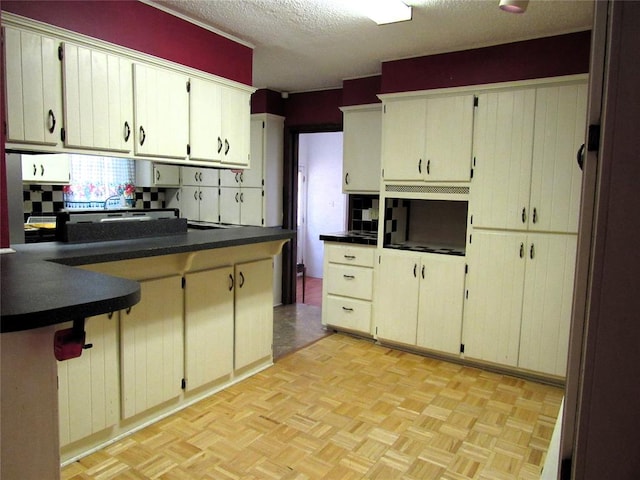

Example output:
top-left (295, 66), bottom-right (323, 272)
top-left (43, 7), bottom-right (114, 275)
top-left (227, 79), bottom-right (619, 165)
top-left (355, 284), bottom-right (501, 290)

top-left (366, 0), bottom-right (412, 25)
top-left (499, 0), bottom-right (529, 14)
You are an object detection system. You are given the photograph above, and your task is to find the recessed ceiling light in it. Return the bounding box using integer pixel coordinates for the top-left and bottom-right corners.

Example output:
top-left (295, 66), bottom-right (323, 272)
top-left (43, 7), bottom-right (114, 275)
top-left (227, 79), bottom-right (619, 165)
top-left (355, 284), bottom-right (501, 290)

top-left (499, 0), bottom-right (529, 14)
top-left (366, 0), bottom-right (412, 25)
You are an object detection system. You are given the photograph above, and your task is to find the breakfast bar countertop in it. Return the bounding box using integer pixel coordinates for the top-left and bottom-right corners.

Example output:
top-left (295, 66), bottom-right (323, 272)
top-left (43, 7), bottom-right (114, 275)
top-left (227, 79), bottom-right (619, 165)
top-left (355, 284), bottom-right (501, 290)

top-left (319, 231), bottom-right (378, 246)
top-left (1, 226), bottom-right (295, 333)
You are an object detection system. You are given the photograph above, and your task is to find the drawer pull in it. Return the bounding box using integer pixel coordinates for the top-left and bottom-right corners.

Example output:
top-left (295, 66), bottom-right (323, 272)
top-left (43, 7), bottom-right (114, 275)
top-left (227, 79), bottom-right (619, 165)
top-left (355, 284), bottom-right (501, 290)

top-left (344, 255), bottom-right (356, 260)
top-left (343, 274), bottom-right (355, 279)
top-left (342, 306), bottom-right (354, 312)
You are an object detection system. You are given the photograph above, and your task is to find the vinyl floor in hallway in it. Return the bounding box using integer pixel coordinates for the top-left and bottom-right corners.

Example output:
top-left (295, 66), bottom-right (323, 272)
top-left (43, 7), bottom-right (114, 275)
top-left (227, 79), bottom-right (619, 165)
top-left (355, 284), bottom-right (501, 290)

top-left (61, 334), bottom-right (563, 480)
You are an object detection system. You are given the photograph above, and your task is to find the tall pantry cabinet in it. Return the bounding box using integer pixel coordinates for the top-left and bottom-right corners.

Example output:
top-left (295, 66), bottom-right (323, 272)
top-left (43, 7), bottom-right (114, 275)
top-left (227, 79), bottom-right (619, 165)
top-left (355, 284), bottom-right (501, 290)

top-left (463, 80), bottom-right (587, 376)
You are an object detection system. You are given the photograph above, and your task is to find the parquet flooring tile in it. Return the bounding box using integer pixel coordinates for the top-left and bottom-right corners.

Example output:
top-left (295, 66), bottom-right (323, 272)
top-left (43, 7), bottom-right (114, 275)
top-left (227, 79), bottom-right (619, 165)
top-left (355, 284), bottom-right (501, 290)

top-left (62, 334), bottom-right (563, 480)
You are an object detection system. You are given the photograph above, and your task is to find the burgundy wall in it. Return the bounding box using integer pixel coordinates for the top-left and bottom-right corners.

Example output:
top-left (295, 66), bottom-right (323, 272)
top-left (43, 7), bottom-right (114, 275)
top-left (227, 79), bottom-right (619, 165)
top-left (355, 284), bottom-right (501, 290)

top-left (342, 75), bottom-right (382, 106)
top-left (1, 0), bottom-right (252, 85)
top-left (381, 31), bottom-right (591, 94)
top-left (1, 0), bottom-right (9, 249)
top-left (251, 89), bottom-right (285, 116)
top-left (284, 89), bottom-right (343, 128)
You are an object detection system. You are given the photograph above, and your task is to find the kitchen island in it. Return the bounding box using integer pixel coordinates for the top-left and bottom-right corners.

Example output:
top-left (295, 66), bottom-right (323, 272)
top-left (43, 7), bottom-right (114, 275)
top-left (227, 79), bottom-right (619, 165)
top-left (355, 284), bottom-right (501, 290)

top-left (1, 226), bottom-right (294, 479)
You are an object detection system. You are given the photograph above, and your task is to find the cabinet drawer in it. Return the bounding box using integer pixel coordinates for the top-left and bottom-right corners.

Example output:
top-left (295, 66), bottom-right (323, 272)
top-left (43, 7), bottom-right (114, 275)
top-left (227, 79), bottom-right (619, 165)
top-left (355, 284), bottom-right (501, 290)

top-left (326, 244), bottom-right (375, 267)
top-left (326, 264), bottom-right (373, 300)
top-left (325, 296), bottom-right (372, 334)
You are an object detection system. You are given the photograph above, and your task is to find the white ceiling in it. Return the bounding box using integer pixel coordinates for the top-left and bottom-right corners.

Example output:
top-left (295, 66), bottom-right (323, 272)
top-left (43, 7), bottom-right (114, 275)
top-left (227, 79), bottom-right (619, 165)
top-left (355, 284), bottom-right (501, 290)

top-left (150, 0), bottom-right (594, 93)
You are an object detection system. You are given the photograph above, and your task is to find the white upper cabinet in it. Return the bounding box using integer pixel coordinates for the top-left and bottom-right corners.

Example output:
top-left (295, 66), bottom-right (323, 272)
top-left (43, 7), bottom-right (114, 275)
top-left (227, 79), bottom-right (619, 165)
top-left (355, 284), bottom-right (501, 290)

top-left (341, 104), bottom-right (382, 193)
top-left (4, 26), bottom-right (62, 146)
top-left (133, 63), bottom-right (189, 159)
top-left (188, 77), bottom-right (222, 162)
top-left (21, 153), bottom-right (70, 184)
top-left (61, 42), bottom-right (133, 152)
top-left (471, 83), bottom-right (587, 233)
top-left (381, 94), bottom-right (474, 182)
top-left (219, 85), bottom-right (251, 167)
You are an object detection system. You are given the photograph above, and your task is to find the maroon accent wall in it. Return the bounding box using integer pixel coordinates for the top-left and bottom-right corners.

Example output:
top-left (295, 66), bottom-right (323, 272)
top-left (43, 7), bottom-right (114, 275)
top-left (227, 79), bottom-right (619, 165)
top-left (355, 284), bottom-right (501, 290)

top-left (284, 89), bottom-right (343, 128)
top-left (1, 0), bottom-right (9, 248)
top-left (251, 89), bottom-right (285, 116)
top-left (381, 31), bottom-right (591, 93)
top-left (1, 0), bottom-right (252, 85)
top-left (342, 75), bottom-right (382, 106)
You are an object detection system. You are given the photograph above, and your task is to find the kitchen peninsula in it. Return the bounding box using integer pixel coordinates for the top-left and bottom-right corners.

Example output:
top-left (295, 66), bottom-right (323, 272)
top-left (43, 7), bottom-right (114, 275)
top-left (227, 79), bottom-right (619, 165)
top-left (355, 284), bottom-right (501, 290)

top-left (1, 226), bottom-right (294, 479)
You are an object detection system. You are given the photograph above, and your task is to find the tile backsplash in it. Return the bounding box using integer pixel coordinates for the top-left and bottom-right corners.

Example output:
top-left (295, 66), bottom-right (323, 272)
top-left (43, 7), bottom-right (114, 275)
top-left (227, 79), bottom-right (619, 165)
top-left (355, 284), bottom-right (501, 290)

top-left (349, 194), bottom-right (379, 232)
top-left (22, 184), bottom-right (166, 220)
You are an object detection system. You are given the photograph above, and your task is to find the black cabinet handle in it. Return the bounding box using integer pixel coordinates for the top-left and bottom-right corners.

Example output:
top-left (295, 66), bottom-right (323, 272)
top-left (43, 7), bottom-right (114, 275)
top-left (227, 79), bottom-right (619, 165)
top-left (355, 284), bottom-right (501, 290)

top-left (156, 169), bottom-right (160, 181)
top-left (421, 265), bottom-right (425, 279)
top-left (342, 306), bottom-right (354, 312)
top-left (532, 208), bottom-right (538, 224)
top-left (520, 243), bottom-right (524, 258)
top-left (530, 243), bottom-right (535, 259)
top-left (124, 121), bottom-right (131, 142)
top-left (218, 137), bottom-right (223, 154)
top-left (344, 255), bottom-right (356, 260)
top-left (343, 274), bottom-right (355, 280)
top-left (577, 143), bottom-right (585, 171)
top-left (426, 159), bottom-right (431, 175)
top-left (522, 207), bottom-right (526, 223)
top-left (240, 192), bottom-right (244, 203)
top-left (40, 164), bottom-right (45, 176)
top-left (139, 126), bottom-right (146, 146)
top-left (32, 164), bottom-right (37, 176)
top-left (235, 192), bottom-right (239, 203)
top-left (418, 159), bottom-right (422, 174)
top-left (199, 191), bottom-right (203, 201)
top-left (239, 271), bottom-right (245, 288)
top-left (176, 191), bottom-right (180, 201)
top-left (224, 139), bottom-right (230, 155)
top-left (413, 264), bottom-right (417, 277)
top-left (228, 274), bottom-right (234, 291)
top-left (199, 172), bottom-right (203, 182)
top-left (235, 172), bottom-right (240, 183)
top-left (240, 172), bottom-right (244, 183)
top-left (345, 172), bottom-right (349, 185)
top-left (194, 190), bottom-right (198, 201)
top-left (47, 109), bottom-right (56, 134)
top-left (83, 343), bottom-right (93, 350)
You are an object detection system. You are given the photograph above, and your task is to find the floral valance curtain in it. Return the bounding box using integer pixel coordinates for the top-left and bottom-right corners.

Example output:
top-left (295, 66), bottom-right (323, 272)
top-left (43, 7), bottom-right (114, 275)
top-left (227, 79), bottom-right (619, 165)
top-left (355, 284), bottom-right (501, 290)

top-left (63, 154), bottom-right (135, 203)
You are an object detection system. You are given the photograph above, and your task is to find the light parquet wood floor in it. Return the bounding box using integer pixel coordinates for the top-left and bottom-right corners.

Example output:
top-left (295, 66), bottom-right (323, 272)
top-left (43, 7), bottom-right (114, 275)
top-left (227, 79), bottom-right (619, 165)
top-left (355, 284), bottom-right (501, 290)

top-left (62, 334), bottom-right (563, 480)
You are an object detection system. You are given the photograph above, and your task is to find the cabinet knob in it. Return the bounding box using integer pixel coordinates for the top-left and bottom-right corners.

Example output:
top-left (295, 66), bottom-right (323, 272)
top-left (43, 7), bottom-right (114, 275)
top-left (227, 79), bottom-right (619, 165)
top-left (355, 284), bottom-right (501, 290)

top-left (124, 121), bottom-right (131, 142)
top-left (47, 109), bottom-right (56, 134)
top-left (139, 126), bottom-right (146, 146)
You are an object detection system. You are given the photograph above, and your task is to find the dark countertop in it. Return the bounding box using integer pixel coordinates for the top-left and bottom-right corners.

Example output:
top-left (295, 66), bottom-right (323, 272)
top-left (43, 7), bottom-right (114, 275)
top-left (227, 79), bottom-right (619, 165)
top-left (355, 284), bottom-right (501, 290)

top-left (2, 226), bottom-right (295, 333)
top-left (319, 231), bottom-right (378, 246)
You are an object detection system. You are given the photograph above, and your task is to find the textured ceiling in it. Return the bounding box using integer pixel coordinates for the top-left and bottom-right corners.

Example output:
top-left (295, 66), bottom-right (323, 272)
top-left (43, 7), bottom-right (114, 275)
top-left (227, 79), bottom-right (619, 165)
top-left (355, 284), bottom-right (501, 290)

top-left (150, 0), bottom-right (594, 93)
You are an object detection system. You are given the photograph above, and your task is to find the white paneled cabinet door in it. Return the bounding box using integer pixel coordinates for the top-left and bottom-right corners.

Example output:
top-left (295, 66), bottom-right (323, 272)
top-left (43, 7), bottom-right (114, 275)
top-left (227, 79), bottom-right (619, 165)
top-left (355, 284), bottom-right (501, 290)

top-left (375, 252), bottom-right (419, 345)
top-left (471, 89), bottom-right (536, 230)
top-left (62, 43), bottom-right (133, 152)
top-left (424, 95), bottom-right (474, 182)
top-left (133, 63), bottom-right (188, 159)
top-left (416, 255), bottom-right (466, 355)
top-left (528, 84), bottom-right (588, 234)
top-left (120, 276), bottom-right (183, 419)
top-left (463, 230), bottom-right (526, 367)
top-left (234, 259), bottom-right (273, 370)
top-left (242, 117), bottom-right (265, 188)
top-left (21, 153), bottom-right (70, 184)
top-left (219, 187), bottom-right (241, 224)
top-left (342, 105), bottom-right (382, 192)
top-left (240, 188), bottom-right (264, 226)
top-left (220, 85), bottom-right (251, 167)
top-left (4, 26), bottom-right (62, 146)
top-left (57, 313), bottom-right (119, 446)
top-left (381, 99), bottom-right (427, 181)
top-left (518, 233), bottom-right (577, 376)
top-left (184, 267), bottom-right (234, 391)
top-left (189, 77), bottom-right (222, 162)
top-left (198, 186), bottom-right (220, 223)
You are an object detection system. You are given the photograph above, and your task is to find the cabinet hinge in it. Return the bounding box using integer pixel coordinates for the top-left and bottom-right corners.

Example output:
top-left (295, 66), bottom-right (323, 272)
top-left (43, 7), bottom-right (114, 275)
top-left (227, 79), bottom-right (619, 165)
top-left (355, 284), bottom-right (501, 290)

top-left (262, 121), bottom-right (265, 129)
top-left (383, 105), bottom-right (386, 114)
top-left (465, 290), bottom-right (469, 300)
top-left (187, 144), bottom-right (191, 155)
top-left (470, 215), bottom-right (473, 225)
top-left (460, 344), bottom-right (465, 353)
top-left (262, 190), bottom-right (265, 197)
top-left (465, 264), bottom-right (468, 274)
top-left (181, 277), bottom-right (186, 289)
top-left (186, 80), bottom-right (190, 93)
top-left (262, 179), bottom-right (265, 186)
top-left (473, 95), bottom-right (479, 107)
top-left (588, 124), bottom-right (601, 152)
top-left (473, 157), bottom-right (476, 167)
top-left (218, 214), bottom-right (221, 222)
top-left (375, 326), bottom-right (378, 335)
top-left (61, 127), bottom-right (66, 142)
top-left (378, 255), bottom-right (381, 264)
top-left (261, 218), bottom-right (264, 225)
top-left (58, 44), bottom-right (63, 61)
top-left (381, 168), bottom-right (384, 179)
top-left (470, 168), bottom-right (474, 179)
top-left (181, 378), bottom-right (186, 389)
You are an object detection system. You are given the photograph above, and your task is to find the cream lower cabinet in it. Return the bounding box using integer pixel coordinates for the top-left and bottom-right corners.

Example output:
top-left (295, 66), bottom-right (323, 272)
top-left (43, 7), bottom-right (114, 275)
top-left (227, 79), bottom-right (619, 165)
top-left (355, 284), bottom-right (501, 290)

top-left (322, 243), bottom-right (375, 335)
top-left (120, 275), bottom-right (184, 419)
top-left (376, 251), bottom-right (466, 355)
top-left (184, 266), bottom-right (234, 391)
top-left (57, 313), bottom-right (119, 446)
top-left (219, 186), bottom-right (263, 226)
top-left (462, 229), bottom-right (577, 376)
top-left (234, 258), bottom-right (274, 370)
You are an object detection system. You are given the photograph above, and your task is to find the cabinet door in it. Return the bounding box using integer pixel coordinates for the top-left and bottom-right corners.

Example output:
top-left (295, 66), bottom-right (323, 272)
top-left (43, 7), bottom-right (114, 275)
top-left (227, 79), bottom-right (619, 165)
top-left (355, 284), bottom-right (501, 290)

top-left (342, 106), bottom-right (382, 192)
top-left (133, 63), bottom-right (188, 159)
top-left (220, 86), bottom-right (251, 167)
top-left (235, 259), bottom-right (273, 369)
top-left (184, 267), bottom-right (234, 391)
top-left (57, 313), bottom-right (119, 446)
top-left (189, 77), bottom-right (223, 162)
top-left (416, 255), bottom-right (466, 355)
top-left (62, 43), bottom-right (133, 152)
top-left (153, 164), bottom-right (180, 187)
top-left (219, 187), bottom-right (241, 224)
top-left (242, 117), bottom-right (265, 188)
top-left (4, 27), bottom-right (62, 146)
top-left (424, 95), bottom-right (474, 182)
top-left (528, 84), bottom-right (587, 234)
top-left (198, 186), bottom-right (220, 223)
top-left (471, 89), bottom-right (536, 230)
top-left (219, 169), bottom-right (242, 187)
top-left (375, 252), bottom-right (419, 345)
top-left (21, 153), bottom-right (70, 184)
top-left (381, 99), bottom-right (426, 181)
top-left (325, 296), bottom-right (372, 334)
top-left (463, 230), bottom-right (526, 367)
top-left (240, 188), bottom-right (263, 226)
top-left (120, 276), bottom-right (183, 419)
top-left (519, 233), bottom-right (577, 376)
top-left (180, 186), bottom-right (200, 221)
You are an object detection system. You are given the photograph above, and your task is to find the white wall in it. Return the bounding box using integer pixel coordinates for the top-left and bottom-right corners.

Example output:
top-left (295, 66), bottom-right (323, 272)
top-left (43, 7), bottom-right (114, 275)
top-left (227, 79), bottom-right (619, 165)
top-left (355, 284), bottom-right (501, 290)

top-left (298, 132), bottom-right (346, 278)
